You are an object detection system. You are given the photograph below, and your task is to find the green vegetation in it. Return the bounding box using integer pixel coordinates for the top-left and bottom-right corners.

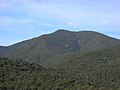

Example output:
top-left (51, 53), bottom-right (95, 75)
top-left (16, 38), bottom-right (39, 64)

top-left (1, 45), bottom-right (120, 90)
top-left (53, 45), bottom-right (120, 89)
top-left (0, 57), bottom-right (100, 90)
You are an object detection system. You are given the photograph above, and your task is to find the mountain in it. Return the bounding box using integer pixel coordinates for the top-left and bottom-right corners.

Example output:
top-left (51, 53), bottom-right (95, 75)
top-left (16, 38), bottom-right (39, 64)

top-left (0, 29), bottom-right (120, 65)
top-left (0, 46), bottom-right (6, 55)
top-left (1, 29), bottom-right (120, 89)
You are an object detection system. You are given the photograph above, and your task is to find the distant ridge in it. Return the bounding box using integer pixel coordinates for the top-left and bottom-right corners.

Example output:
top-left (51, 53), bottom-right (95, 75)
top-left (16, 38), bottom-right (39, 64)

top-left (0, 29), bottom-right (120, 64)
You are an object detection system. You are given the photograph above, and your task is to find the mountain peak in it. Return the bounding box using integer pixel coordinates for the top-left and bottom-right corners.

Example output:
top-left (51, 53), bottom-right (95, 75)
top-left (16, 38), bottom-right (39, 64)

top-left (56, 29), bottom-right (70, 32)
top-left (54, 29), bottom-right (101, 35)
top-left (54, 29), bottom-right (72, 33)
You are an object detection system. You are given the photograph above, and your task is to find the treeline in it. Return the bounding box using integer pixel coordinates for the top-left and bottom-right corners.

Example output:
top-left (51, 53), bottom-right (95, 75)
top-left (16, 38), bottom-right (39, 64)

top-left (0, 57), bottom-right (101, 90)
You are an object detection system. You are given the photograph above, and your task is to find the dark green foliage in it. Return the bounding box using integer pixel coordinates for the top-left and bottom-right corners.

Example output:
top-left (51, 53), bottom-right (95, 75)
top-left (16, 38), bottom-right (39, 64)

top-left (53, 45), bottom-right (120, 89)
top-left (0, 57), bottom-right (100, 90)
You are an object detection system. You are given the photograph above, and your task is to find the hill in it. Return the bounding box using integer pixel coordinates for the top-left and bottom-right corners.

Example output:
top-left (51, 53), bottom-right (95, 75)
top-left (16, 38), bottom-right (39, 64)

top-left (0, 29), bottom-right (120, 65)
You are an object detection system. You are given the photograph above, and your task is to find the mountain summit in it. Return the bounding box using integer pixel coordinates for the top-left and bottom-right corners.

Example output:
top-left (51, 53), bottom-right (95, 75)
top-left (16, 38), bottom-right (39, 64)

top-left (0, 29), bottom-right (120, 64)
top-left (1, 29), bottom-right (120, 89)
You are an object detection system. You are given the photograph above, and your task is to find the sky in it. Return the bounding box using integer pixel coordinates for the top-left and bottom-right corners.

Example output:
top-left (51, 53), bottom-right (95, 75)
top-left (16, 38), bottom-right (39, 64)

top-left (0, 0), bottom-right (120, 46)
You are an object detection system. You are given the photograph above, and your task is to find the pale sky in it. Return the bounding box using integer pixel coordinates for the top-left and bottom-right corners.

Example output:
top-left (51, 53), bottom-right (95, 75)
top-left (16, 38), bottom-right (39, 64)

top-left (0, 0), bottom-right (120, 46)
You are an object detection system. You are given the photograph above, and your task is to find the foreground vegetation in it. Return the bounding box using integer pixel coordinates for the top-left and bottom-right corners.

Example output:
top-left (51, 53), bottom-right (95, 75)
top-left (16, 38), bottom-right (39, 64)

top-left (0, 57), bottom-right (102, 90)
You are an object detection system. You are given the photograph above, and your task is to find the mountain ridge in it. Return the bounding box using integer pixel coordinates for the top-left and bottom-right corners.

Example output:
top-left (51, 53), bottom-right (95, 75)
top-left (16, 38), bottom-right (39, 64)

top-left (0, 29), bottom-right (120, 65)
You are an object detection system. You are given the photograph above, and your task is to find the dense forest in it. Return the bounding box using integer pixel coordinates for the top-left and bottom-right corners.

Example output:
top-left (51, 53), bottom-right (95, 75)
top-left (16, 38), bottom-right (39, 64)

top-left (54, 45), bottom-right (120, 89)
top-left (0, 57), bottom-right (101, 90)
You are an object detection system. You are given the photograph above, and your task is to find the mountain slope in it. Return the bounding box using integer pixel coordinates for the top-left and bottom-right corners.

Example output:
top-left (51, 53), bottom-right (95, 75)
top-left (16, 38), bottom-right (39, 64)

top-left (1, 45), bottom-right (120, 89)
top-left (1, 29), bottom-right (120, 64)
top-left (51, 45), bottom-right (120, 89)
top-left (0, 46), bottom-right (6, 55)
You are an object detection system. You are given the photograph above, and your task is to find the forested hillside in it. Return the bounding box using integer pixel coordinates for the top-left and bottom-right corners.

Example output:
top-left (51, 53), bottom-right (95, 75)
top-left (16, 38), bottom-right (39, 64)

top-left (0, 45), bottom-right (120, 90)
top-left (52, 45), bottom-right (120, 89)
top-left (0, 57), bottom-right (101, 90)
